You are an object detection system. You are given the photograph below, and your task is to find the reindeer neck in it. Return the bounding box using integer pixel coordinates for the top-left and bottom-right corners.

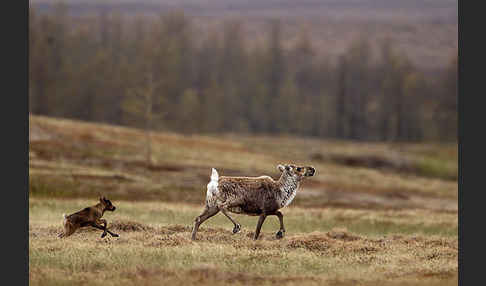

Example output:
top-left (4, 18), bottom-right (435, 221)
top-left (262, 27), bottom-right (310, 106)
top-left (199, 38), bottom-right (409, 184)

top-left (276, 172), bottom-right (300, 208)
top-left (93, 203), bottom-right (106, 216)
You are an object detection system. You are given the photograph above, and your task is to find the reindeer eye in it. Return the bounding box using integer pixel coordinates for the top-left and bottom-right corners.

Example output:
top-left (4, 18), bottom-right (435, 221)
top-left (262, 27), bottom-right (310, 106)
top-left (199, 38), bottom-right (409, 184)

top-left (297, 167), bottom-right (302, 172)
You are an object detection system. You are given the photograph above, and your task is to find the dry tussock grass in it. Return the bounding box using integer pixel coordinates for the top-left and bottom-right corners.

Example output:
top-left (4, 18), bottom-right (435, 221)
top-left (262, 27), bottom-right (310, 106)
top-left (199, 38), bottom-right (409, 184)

top-left (120, 265), bottom-right (324, 286)
top-left (29, 200), bottom-right (457, 286)
top-left (30, 220), bottom-right (457, 285)
top-left (32, 218), bottom-right (458, 257)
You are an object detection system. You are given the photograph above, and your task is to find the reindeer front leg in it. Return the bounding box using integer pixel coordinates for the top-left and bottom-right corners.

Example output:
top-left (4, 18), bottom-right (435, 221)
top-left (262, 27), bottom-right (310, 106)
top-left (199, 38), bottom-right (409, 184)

top-left (93, 219), bottom-right (119, 238)
top-left (253, 214), bottom-right (267, 240)
top-left (274, 211), bottom-right (285, 239)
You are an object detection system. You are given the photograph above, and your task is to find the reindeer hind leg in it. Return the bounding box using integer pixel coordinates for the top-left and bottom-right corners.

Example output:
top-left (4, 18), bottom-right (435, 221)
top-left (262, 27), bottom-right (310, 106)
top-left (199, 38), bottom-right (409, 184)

top-left (221, 209), bottom-right (241, 234)
top-left (59, 223), bottom-right (76, 238)
top-left (191, 206), bottom-right (220, 240)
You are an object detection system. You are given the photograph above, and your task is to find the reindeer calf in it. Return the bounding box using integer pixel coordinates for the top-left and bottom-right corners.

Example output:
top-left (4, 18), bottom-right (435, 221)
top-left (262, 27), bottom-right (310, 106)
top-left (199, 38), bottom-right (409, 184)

top-left (58, 196), bottom-right (119, 238)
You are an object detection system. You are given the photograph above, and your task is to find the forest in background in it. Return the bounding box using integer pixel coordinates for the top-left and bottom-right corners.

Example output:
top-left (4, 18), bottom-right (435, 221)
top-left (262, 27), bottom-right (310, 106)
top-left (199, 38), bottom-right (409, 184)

top-left (29, 2), bottom-right (457, 142)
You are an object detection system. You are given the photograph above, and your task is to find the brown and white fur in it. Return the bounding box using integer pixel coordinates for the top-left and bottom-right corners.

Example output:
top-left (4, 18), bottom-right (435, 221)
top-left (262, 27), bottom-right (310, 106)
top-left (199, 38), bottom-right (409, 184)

top-left (58, 197), bottom-right (119, 238)
top-left (191, 164), bottom-right (316, 240)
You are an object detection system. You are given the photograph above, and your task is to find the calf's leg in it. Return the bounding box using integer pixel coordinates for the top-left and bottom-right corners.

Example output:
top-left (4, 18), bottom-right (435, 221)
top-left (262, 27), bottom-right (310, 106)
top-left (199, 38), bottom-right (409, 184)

top-left (91, 220), bottom-right (119, 238)
top-left (99, 219), bottom-right (119, 237)
top-left (58, 222), bottom-right (76, 238)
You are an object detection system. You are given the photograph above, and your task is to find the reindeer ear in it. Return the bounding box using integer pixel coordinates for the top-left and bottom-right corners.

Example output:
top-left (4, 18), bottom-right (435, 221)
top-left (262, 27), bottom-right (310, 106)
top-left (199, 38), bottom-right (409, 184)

top-left (100, 196), bottom-right (106, 202)
top-left (277, 164), bottom-right (286, 172)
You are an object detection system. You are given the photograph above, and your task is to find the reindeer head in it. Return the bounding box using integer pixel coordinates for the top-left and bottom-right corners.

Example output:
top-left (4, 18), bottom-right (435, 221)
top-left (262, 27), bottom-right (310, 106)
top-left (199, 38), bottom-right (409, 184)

top-left (99, 196), bottom-right (117, 212)
top-left (277, 164), bottom-right (316, 180)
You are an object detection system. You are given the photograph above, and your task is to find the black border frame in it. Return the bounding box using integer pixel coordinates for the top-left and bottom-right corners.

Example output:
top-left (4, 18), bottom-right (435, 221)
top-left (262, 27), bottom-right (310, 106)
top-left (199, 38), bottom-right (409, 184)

top-left (458, 0), bottom-right (480, 285)
top-left (7, 0), bottom-right (29, 284)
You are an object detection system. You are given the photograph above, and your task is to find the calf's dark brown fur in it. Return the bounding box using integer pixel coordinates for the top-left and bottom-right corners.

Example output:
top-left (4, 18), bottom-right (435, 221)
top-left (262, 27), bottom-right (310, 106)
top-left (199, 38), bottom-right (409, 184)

top-left (191, 164), bottom-right (316, 240)
top-left (58, 197), bottom-right (119, 238)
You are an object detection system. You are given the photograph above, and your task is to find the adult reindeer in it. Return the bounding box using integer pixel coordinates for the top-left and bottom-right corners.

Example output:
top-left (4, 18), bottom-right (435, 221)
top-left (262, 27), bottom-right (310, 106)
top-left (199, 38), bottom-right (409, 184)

top-left (191, 164), bottom-right (316, 240)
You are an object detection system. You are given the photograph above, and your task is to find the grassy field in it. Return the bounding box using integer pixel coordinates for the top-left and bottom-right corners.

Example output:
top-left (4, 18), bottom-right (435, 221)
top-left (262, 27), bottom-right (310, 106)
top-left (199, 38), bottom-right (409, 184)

top-left (29, 115), bottom-right (458, 285)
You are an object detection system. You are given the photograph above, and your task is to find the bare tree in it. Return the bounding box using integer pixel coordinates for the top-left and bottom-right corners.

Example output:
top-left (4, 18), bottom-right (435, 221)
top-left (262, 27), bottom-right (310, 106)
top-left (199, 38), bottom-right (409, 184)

top-left (122, 73), bottom-right (161, 167)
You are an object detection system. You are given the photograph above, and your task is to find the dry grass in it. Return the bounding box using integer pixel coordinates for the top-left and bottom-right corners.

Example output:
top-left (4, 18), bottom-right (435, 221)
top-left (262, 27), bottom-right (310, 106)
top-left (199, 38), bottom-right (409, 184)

top-left (29, 115), bottom-right (458, 285)
top-left (29, 115), bottom-right (457, 210)
top-left (29, 198), bottom-right (457, 286)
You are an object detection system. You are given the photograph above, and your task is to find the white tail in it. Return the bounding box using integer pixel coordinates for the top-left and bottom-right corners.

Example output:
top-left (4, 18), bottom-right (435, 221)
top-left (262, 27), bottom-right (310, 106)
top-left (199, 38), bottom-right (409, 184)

top-left (62, 213), bottom-right (67, 219)
top-left (206, 168), bottom-right (219, 206)
top-left (210, 168), bottom-right (219, 182)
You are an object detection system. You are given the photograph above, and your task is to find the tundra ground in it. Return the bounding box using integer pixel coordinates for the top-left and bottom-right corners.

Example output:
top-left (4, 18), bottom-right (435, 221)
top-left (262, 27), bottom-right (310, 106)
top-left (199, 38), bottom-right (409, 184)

top-left (30, 198), bottom-right (457, 286)
top-left (29, 115), bottom-right (458, 285)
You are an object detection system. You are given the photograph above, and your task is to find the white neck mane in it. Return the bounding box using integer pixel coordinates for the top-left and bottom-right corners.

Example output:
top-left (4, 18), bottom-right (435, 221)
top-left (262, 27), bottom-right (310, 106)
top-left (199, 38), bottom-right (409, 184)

top-left (277, 173), bottom-right (300, 208)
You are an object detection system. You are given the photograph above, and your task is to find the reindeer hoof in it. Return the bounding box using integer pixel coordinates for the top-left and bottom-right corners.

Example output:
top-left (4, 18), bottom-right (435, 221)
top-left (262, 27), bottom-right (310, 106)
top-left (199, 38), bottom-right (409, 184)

top-left (232, 224), bottom-right (241, 234)
top-left (276, 230), bottom-right (285, 239)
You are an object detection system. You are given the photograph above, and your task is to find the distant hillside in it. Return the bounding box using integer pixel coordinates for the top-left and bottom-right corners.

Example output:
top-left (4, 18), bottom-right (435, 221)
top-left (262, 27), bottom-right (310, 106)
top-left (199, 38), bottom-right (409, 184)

top-left (29, 115), bottom-right (457, 211)
top-left (29, 0), bottom-right (457, 70)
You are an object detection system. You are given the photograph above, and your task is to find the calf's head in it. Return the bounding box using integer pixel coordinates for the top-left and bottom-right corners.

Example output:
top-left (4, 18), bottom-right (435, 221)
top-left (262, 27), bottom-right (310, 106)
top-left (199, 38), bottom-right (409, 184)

top-left (99, 196), bottom-right (117, 212)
